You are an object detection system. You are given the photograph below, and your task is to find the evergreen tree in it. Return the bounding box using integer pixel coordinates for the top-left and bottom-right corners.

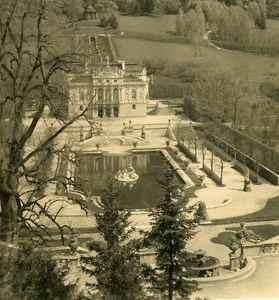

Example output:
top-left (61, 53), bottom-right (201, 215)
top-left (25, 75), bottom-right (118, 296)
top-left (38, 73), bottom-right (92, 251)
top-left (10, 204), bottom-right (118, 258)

top-left (0, 242), bottom-right (78, 300)
top-left (99, 16), bottom-right (107, 27)
top-left (145, 0), bottom-right (155, 15)
top-left (107, 14), bottom-right (119, 29)
top-left (82, 179), bottom-right (147, 299)
top-left (144, 166), bottom-right (198, 300)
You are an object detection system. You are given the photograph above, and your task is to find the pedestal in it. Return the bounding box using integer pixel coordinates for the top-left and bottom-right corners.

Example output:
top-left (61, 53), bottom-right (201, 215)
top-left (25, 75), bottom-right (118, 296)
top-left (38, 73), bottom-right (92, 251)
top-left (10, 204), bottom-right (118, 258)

top-left (229, 252), bottom-right (241, 271)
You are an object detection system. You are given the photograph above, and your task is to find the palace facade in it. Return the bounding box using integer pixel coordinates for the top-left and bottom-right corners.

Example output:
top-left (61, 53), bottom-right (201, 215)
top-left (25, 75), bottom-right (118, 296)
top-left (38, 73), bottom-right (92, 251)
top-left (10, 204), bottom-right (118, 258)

top-left (67, 59), bottom-right (150, 119)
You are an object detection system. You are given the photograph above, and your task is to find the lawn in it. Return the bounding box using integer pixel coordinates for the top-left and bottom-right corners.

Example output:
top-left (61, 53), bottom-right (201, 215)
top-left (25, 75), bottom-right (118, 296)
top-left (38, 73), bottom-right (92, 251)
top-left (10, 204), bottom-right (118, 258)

top-left (112, 13), bottom-right (177, 35)
top-left (113, 15), bottom-right (279, 84)
top-left (211, 223), bottom-right (279, 247)
top-left (116, 13), bottom-right (279, 36)
top-left (212, 196), bottom-right (279, 224)
top-left (266, 19), bottom-right (279, 32)
top-left (114, 37), bottom-right (279, 83)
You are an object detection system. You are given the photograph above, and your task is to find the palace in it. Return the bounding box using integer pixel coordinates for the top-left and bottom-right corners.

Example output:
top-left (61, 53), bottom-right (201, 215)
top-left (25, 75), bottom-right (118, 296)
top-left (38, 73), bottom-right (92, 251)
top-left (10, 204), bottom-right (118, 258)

top-left (65, 5), bottom-right (150, 119)
top-left (67, 58), bottom-right (150, 119)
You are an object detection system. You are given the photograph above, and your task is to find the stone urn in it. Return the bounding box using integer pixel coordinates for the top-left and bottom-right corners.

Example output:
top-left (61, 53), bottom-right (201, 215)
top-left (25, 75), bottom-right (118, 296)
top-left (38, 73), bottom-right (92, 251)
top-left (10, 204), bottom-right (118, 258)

top-left (96, 143), bottom-right (101, 151)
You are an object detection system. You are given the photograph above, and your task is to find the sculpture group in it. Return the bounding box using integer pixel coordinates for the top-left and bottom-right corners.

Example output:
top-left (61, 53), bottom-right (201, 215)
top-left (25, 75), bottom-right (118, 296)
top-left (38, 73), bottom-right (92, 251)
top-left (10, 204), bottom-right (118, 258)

top-left (115, 164), bottom-right (139, 186)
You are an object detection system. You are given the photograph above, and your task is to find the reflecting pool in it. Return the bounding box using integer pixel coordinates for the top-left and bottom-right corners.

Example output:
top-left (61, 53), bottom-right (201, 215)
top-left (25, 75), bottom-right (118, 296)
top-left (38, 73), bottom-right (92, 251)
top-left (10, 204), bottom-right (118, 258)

top-left (75, 152), bottom-right (178, 209)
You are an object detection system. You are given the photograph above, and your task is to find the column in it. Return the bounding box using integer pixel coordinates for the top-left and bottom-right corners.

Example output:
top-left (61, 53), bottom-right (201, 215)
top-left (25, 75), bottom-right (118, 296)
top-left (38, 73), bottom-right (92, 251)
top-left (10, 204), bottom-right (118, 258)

top-left (111, 87), bottom-right (114, 101)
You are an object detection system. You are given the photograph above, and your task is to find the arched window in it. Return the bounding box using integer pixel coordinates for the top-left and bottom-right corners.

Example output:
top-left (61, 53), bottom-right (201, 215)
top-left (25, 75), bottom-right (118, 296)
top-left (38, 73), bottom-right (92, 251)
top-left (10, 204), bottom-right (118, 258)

top-left (105, 89), bottom-right (111, 102)
top-left (98, 89), bottom-right (103, 102)
top-left (113, 88), bottom-right (119, 101)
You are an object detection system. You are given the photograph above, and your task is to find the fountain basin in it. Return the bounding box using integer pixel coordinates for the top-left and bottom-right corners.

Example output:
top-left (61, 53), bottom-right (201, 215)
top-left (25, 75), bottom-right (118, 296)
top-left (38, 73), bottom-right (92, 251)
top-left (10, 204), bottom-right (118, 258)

top-left (188, 249), bottom-right (220, 277)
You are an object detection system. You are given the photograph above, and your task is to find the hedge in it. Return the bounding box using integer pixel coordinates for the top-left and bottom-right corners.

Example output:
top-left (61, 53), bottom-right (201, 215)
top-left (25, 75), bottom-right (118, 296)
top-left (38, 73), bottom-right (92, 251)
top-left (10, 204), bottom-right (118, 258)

top-left (177, 142), bottom-right (197, 162)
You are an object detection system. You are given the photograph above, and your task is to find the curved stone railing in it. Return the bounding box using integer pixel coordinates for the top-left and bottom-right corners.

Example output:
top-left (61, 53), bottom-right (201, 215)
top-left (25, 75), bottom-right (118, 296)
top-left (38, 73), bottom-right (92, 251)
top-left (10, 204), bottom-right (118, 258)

top-left (195, 257), bottom-right (256, 285)
top-left (139, 249), bottom-right (256, 284)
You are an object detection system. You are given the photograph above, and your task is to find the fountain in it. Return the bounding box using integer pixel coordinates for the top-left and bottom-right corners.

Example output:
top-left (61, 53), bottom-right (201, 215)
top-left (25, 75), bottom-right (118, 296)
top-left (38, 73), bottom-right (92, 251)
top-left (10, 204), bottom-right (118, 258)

top-left (188, 249), bottom-right (220, 277)
top-left (115, 164), bottom-right (139, 189)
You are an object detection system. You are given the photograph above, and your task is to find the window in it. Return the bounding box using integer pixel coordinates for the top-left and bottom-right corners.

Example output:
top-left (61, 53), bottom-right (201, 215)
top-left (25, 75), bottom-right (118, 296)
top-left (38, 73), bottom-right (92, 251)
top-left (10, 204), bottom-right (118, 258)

top-left (79, 90), bottom-right (84, 101)
top-left (98, 89), bottom-right (103, 101)
top-left (132, 104), bottom-right (136, 110)
top-left (113, 88), bottom-right (119, 101)
top-left (79, 105), bottom-right (84, 111)
top-left (105, 89), bottom-right (111, 101)
top-left (132, 89), bottom-right (136, 99)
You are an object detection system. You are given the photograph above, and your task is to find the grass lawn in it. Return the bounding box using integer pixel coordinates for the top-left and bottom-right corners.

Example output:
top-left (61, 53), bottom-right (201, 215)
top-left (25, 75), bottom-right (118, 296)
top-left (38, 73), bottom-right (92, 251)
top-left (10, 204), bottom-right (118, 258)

top-left (211, 223), bottom-right (279, 247)
top-left (116, 14), bottom-right (279, 36)
top-left (114, 16), bottom-right (279, 84)
top-left (113, 13), bottom-right (177, 35)
top-left (266, 19), bottom-right (279, 32)
top-left (212, 196), bottom-right (279, 224)
top-left (114, 37), bottom-right (279, 84)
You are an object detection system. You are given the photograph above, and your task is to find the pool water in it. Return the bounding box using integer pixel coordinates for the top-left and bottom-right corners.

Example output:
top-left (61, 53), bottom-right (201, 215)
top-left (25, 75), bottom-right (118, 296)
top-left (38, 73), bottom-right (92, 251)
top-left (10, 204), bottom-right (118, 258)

top-left (75, 152), bottom-right (178, 209)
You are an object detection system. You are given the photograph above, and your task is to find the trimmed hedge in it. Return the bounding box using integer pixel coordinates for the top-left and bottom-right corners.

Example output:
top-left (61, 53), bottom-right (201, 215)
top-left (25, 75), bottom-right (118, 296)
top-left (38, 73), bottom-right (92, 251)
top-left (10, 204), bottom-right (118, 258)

top-left (204, 123), bottom-right (279, 185)
top-left (202, 164), bottom-right (223, 186)
top-left (177, 142), bottom-right (197, 162)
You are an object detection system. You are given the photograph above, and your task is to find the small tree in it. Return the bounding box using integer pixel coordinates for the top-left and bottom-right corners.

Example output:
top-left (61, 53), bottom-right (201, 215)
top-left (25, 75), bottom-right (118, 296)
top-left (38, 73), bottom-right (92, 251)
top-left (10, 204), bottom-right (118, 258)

top-left (144, 166), bottom-right (198, 300)
top-left (145, 0), bottom-right (155, 15)
top-left (107, 14), bottom-right (119, 29)
top-left (81, 179), bottom-right (147, 299)
top-left (99, 16), bottom-right (107, 28)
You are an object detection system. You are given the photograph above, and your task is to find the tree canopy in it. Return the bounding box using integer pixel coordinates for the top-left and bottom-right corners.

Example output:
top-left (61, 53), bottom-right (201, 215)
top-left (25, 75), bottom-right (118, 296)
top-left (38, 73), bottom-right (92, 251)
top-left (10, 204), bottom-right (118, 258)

top-left (0, 241), bottom-right (79, 300)
top-left (144, 166), bottom-right (198, 300)
top-left (81, 179), bottom-right (148, 299)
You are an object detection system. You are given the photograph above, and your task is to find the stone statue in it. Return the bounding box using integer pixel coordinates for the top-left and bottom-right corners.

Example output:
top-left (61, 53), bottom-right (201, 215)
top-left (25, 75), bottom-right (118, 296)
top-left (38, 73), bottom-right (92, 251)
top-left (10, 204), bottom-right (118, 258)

top-left (128, 164), bottom-right (135, 173)
top-left (105, 56), bottom-right (110, 68)
top-left (194, 201), bottom-right (209, 221)
top-left (236, 222), bottom-right (264, 244)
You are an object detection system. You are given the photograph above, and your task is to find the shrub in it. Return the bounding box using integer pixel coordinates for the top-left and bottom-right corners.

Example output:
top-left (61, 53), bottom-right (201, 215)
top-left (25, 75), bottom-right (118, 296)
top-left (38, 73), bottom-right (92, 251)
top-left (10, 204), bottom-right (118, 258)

top-left (99, 16), bottom-right (107, 27)
top-left (106, 14), bottom-right (119, 29)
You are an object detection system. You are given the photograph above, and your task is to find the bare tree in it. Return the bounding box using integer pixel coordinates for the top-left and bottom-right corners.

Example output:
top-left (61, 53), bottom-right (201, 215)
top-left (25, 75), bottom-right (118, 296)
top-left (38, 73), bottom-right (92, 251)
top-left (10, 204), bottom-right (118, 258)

top-left (191, 70), bottom-right (255, 127)
top-left (0, 0), bottom-right (92, 244)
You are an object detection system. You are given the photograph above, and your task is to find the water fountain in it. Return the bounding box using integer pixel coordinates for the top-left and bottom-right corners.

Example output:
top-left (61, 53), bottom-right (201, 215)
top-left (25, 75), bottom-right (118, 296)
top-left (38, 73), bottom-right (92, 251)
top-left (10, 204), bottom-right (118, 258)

top-left (188, 249), bottom-right (220, 277)
top-left (115, 164), bottom-right (139, 189)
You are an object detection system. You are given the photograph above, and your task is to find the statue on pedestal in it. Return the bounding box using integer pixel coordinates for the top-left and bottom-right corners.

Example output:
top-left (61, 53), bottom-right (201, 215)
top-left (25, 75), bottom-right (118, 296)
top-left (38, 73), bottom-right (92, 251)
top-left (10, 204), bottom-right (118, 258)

top-left (236, 222), bottom-right (264, 244)
top-left (194, 201), bottom-right (209, 221)
top-left (243, 167), bottom-right (251, 192)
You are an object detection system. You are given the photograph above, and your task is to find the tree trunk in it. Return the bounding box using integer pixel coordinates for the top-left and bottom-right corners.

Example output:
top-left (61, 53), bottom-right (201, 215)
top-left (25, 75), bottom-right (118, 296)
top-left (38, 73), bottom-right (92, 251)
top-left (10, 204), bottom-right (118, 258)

top-left (168, 264), bottom-right (173, 300)
top-left (0, 190), bottom-right (19, 244)
top-left (0, 142), bottom-right (21, 245)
